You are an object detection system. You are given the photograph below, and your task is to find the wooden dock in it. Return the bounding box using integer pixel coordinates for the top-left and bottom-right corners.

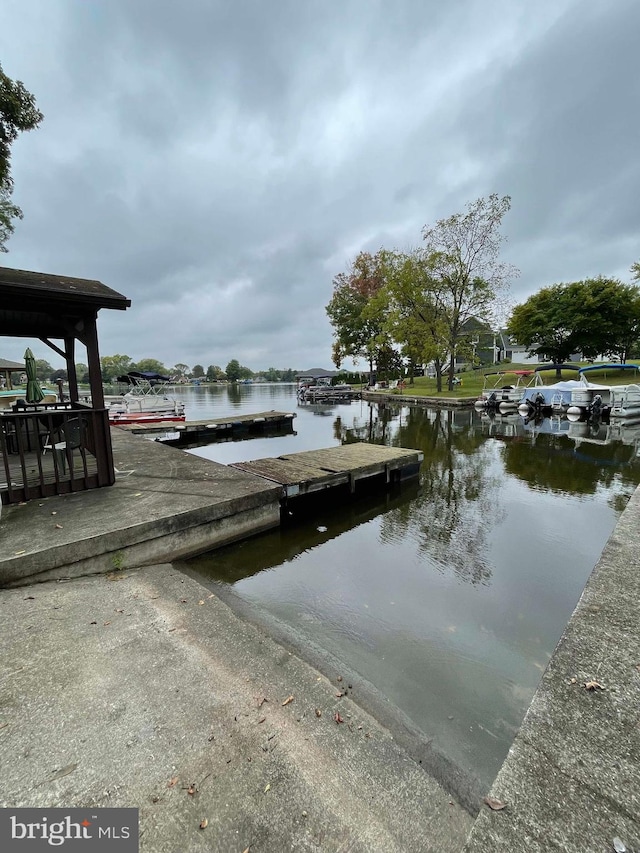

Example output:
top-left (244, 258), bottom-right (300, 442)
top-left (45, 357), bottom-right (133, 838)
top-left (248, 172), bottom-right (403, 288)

top-left (230, 442), bottom-right (423, 500)
top-left (114, 411), bottom-right (296, 444)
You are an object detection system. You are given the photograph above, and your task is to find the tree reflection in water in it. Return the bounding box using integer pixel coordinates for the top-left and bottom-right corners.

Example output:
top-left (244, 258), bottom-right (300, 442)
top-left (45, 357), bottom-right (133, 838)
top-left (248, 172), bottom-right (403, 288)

top-left (184, 399), bottom-right (640, 794)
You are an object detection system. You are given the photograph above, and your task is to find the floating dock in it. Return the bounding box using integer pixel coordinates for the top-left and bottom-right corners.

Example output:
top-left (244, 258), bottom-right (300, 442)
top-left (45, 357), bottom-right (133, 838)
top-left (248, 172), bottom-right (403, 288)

top-left (114, 410), bottom-right (296, 445)
top-left (301, 388), bottom-right (361, 403)
top-left (231, 442), bottom-right (423, 500)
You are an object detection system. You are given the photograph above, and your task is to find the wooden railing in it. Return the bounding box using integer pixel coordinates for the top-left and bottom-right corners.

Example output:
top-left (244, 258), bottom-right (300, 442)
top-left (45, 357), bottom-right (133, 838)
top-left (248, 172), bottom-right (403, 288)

top-left (0, 403), bottom-right (115, 505)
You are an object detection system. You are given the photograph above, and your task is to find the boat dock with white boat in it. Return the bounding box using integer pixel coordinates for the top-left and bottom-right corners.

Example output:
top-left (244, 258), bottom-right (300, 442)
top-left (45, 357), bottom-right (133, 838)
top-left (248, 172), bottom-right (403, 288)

top-left (297, 375), bottom-right (360, 403)
top-left (105, 371), bottom-right (185, 424)
top-left (518, 364), bottom-right (583, 417)
top-left (566, 363), bottom-right (640, 420)
top-left (474, 370), bottom-right (535, 412)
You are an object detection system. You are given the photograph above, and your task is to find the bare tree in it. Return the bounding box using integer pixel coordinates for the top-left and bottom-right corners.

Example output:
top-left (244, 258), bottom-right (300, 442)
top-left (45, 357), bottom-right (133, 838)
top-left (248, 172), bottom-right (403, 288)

top-left (422, 194), bottom-right (519, 389)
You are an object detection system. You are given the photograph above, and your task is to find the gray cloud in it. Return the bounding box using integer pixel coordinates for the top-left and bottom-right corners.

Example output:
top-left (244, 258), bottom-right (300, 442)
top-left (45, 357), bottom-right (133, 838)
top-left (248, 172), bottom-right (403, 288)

top-left (1, 0), bottom-right (637, 371)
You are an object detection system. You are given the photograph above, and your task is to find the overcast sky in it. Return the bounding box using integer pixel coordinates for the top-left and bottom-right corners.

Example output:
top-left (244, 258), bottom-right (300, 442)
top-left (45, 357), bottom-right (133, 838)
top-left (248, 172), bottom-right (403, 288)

top-left (1, 0), bottom-right (638, 373)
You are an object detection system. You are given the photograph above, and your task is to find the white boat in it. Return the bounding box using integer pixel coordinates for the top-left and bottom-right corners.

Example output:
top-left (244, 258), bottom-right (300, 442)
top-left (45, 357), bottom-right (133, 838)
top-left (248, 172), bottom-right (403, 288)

top-left (297, 375), bottom-right (358, 402)
top-left (517, 364), bottom-right (583, 416)
top-left (107, 372), bottom-right (185, 423)
top-left (565, 364), bottom-right (640, 420)
top-left (609, 383), bottom-right (640, 419)
top-left (474, 370), bottom-right (535, 412)
top-left (518, 380), bottom-right (584, 416)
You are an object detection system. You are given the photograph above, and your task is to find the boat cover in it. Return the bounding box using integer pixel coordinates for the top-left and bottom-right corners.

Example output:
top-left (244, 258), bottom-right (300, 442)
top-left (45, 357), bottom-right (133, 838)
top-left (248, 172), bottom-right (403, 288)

top-left (116, 371), bottom-right (172, 384)
top-left (521, 380), bottom-right (583, 404)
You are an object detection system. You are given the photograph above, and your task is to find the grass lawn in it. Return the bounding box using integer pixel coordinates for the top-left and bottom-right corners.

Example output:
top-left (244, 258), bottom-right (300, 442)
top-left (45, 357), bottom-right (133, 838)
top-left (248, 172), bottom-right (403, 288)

top-left (364, 362), bottom-right (640, 399)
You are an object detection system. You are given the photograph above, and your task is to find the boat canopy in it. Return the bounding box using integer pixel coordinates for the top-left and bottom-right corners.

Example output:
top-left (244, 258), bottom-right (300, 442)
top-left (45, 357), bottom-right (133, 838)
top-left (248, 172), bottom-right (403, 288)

top-left (578, 363), bottom-right (640, 375)
top-left (484, 370), bottom-right (533, 377)
top-left (116, 371), bottom-right (172, 385)
top-left (534, 363), bottom-right (581, 373)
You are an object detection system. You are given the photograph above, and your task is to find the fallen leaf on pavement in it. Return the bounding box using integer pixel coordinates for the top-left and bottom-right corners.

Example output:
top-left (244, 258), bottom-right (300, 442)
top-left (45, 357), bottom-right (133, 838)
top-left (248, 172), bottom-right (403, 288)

top-left (199, 818), bottom-right (208, 830)
top-left (282, 696), bottom-right (294, 706)
top-left (584, 680), bottom-right (604, 691)
top-left (483, 796), bottom-right (507, 811)
top-left (264, 783), bottom-right (270, 793)
top-left (47, 763), bottom-right (78, 782)
top-left (315, 709), bottom-right (322, 718)
top-left (187, 784), bottom-right (197, 796)
top-left (198, 600), bottom-right (205, 605)
top-left (334, 712), bottom-right (344, 724)
top-left (55, 524), bottom-right (63, 529)
top-left (168, 777), bottom-right (178, 788)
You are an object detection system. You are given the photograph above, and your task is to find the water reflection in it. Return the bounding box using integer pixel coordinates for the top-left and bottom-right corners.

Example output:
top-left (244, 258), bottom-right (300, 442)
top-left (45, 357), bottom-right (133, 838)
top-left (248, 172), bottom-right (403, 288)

top-left (180, 387), bottom-right (640, 793)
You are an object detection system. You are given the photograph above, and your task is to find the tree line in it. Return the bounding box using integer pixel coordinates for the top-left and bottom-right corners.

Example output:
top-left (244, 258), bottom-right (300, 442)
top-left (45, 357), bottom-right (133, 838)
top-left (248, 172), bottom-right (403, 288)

top-left (31, 356), bottom-right (304, 385)
top-left (326, 195), bottom-right (640, 390)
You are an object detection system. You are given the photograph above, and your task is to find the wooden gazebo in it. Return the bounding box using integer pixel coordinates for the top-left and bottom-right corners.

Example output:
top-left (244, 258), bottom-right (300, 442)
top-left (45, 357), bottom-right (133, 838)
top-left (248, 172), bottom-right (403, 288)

top-left (0, 358), bottom-right (25, 389)
top-left (0, 266), bottom-right (131, 504)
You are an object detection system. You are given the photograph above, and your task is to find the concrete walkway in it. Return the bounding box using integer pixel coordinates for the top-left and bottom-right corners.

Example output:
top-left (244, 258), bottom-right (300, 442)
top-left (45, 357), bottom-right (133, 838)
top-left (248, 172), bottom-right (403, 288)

top-left (2, 425), bottom-right (640, 850)
top-left (0, 429), bottom-right (473, 850)
top-left (0, 565), bottom-right (472, 852)
top-left (0, 429), bottom-right (282, 585)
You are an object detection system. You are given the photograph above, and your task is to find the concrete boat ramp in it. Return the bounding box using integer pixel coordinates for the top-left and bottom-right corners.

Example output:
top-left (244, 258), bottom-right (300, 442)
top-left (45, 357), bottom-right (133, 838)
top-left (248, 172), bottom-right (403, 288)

top-left (0, 430), bottom-right (465, 852)
top-left (2, 425), bottom-right (639, 851)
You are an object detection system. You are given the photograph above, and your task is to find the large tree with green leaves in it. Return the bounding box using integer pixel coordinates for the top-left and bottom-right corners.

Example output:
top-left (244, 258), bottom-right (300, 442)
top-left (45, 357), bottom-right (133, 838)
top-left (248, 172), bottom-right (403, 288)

top-left (133, 358), bottom-right (168, 375)
top-left (509, 284), bottom-right (582, 369)
top-left (372, 249), bottom-right (450, 390)
top-left (326, 250), bottom-right (393, 380)
top-left (509, 278), bottom-right (640, 367)
top-left (206, 364), bottom-right (224, 381)
top-left (225, 359), bottom-right (252, 382)
top-left (100, 354), bottom-right (133, 383)
top-left (35, 359), bottom-right (53, 382)
top-left (0, 63), bottom-right (43, 251)
top-left (421, 194), bottom-right (517, 389)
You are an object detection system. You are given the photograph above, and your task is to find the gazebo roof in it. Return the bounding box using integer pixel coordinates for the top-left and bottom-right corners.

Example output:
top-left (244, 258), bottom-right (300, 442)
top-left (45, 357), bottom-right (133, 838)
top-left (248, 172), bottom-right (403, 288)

top-left (0, 358), bottom-right (25, 371)
top-left (0, 266), bottom-right (131, 338)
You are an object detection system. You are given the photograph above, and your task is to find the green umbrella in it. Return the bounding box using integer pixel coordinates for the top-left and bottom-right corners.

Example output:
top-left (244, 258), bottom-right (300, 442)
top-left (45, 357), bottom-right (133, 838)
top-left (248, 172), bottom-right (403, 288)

top-left (24, 347), bottom-right (45, 403)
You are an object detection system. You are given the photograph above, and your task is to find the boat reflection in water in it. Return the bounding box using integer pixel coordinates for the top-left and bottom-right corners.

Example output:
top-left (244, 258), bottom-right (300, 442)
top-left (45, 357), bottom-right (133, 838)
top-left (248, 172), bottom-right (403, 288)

top-left (566, 416), bottom-right (640, 455)
top-left (479, 410), bottom-right (526, 439)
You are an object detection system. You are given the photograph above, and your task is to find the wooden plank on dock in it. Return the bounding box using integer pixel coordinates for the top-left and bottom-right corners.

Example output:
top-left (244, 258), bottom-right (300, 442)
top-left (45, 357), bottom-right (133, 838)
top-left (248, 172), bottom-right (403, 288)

top-left (116, 411), bottom-right (296, 436)
top-left (232, 457), bottom-right (346, 488)
top-left (231, 442), bottom-right (423, 498)
top-left (281, 443), bottom-right (418, 472)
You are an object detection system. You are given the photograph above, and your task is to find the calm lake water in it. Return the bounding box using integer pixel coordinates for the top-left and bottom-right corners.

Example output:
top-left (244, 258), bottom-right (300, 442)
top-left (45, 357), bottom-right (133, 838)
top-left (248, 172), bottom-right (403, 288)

top-left (173, 383), bottom-right (640, 791)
